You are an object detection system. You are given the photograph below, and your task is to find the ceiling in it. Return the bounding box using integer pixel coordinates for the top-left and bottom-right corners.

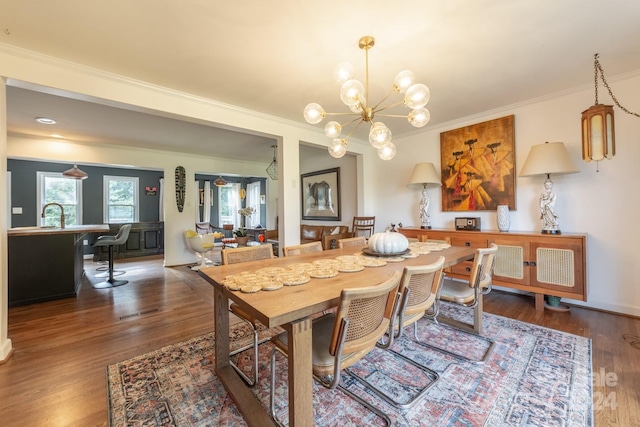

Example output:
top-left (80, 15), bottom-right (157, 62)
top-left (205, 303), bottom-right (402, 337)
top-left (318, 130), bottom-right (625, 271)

top-left (3, 1), bottom-right (640, 163)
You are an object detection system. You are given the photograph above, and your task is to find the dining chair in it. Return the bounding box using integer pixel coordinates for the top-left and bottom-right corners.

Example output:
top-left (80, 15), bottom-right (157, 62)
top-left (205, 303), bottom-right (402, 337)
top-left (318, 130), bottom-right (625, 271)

top-left (282, 241), bottom-right (323, 257)
top-left (352, 216), bottom-right (375, 239)
top-left (353, 256), bottom-right (444, 409)
top-left (428, 243), bottom-right (498, 363)
top-left (337, 236), bottom-right (367, 249)
top-left (195, 221), bottom-right (213, 234)
top-left (184, 229), bottom-right (217, 271)
top-left (269, 271), bottom-right (401, 426)
top-left (221, 243), bottom-right (274, 386)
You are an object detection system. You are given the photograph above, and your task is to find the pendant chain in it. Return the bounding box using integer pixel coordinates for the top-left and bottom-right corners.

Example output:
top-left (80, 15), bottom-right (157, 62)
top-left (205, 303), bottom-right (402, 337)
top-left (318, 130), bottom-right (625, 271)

top-left (593, 53), bottom-right (640, 117)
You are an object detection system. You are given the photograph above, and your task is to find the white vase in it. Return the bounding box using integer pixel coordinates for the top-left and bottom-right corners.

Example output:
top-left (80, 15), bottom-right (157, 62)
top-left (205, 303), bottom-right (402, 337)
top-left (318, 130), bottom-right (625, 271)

top-left (497, 205), bottom-right (510, 232)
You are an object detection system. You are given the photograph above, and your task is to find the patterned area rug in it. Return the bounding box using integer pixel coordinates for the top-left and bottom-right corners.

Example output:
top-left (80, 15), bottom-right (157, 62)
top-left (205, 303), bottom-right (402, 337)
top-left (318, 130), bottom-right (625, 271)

top-left (107, 303), bottom-right (593, 426)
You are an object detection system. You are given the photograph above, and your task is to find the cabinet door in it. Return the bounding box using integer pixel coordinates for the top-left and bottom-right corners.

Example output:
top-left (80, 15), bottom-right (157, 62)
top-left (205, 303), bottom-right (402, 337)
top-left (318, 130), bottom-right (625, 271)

top-left (489, 237), bottom-right (530, 286)
top-left (530, 240), bottom-right (585, 299)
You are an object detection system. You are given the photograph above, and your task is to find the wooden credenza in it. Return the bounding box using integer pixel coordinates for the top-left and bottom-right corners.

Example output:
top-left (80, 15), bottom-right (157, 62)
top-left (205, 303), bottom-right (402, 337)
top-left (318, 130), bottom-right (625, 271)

top-left (398, 227), bottom-right (587, 311)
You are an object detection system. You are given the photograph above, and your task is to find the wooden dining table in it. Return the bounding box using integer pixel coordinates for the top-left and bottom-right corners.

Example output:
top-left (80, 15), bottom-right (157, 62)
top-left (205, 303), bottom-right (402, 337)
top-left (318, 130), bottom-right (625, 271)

top-left (198, 244), bottom-right (476, 427)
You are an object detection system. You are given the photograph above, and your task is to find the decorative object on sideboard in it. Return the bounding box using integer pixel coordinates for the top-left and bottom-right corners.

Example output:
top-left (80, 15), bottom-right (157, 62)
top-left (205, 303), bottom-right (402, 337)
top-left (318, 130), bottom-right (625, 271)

top-left (581, 53), bottom-right (639, 171)
top-left (519, 142), bottom-right (579, 234)
top-left (174, 166), bottom-right (186, 213)
top-left (266, 144), bottom-right (278, 180)
top-left (62, 163), bottom-right (88, 180)
top-left (407, 162), bottom-right (441, 229)
top-left (496, 205), bottom-right (510, 232)
top-left (303, 36), bottom-right (431, 161)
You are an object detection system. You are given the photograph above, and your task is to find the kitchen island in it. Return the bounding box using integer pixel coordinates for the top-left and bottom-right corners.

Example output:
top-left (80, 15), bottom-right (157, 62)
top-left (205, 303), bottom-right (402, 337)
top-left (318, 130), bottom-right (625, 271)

top-left (8, 224), bottom-right (109, 307)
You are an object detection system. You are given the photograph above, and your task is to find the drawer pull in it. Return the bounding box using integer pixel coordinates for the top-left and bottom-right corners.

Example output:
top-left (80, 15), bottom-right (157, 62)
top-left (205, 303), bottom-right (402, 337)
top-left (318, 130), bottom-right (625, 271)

top-left (530, 261), bottom-right (537, 267)
top-left (465, 267), bottom-right (471, 272)
top-left (465, 242), bottom-right (471, 247)
top-left (523, 261), bottom-right (530, 266)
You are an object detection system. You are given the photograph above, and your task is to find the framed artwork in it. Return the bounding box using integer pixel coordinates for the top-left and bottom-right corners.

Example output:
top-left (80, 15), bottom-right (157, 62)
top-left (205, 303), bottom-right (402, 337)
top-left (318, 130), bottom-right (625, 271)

top-left (440, 115), bottom-right (516, 211)
top-left (199, 188), bottom-right (214, 206)
top-left (301, 167), bottom-right (341, 221)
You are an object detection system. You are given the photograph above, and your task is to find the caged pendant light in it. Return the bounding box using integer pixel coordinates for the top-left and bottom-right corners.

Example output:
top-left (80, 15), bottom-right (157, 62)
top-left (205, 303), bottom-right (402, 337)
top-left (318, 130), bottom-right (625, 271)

top-left (581, 53), bottom-right (639, 171)
top-left (266, 145), bottom-right (278, 180)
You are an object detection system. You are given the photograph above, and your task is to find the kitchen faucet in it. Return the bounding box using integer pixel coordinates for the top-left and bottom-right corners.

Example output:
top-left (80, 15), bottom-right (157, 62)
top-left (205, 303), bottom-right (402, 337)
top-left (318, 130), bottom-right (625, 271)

top-left (41, 202), bottom-right (66, 229)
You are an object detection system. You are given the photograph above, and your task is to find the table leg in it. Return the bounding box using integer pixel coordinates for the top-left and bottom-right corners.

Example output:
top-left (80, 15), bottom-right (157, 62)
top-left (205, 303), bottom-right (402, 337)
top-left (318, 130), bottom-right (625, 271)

top-left (213, 289), bottom-right (275, 426)
top-left (284, 317), bottom-right (314, 427)
top-left (214, 289), bottom-right (230, 370)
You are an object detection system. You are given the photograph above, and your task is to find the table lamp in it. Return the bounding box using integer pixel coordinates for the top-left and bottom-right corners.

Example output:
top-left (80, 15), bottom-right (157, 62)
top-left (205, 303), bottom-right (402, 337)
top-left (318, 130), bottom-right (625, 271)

top-left (407, 162), bottom-right (442, 229)
top-left (519, 142), bottom-right (579, 234)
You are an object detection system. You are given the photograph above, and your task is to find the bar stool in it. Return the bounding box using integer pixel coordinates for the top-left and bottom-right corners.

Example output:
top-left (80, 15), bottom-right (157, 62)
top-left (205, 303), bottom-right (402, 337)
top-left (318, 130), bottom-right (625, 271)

top-left (92, 224), bottom-right (132, 289)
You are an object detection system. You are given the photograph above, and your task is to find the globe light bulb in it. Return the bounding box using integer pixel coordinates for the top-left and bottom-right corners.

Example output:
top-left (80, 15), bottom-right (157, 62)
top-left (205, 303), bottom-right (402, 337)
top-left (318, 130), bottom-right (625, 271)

top-left (324, 121), bottom-right (342, 138)
top-left (404, 83), bottom-right (430, 109)
top-left (349, 96), bottom-right (365, 113)
top-left (328, 139), bottom-right (347, 158)
top-left (393, 70), bottom-right (415, 93)
top-left (303, 103), bottom-right (326, 124)
top-left (340, 79), bottom-right (364, 106)
top-left (333, 62), bottom-right (354, 84)
top-left (369, 122), bottom-right (392, 149)
top-left (408, 108), bottom-right (431, 127)
top-left (378, 142), bottom-right (396, 160)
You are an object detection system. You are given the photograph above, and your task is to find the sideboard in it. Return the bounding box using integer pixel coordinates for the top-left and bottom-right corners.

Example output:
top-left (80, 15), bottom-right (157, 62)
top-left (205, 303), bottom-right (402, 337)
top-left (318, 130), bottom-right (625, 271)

top-left (398, 227), bottom-right (587, 311)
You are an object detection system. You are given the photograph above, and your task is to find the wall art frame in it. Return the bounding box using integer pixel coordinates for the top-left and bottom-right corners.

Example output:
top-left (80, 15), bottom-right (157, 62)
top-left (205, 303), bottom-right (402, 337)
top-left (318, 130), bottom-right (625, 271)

top-left (301, 167), bottom-right (341, 221)
top-left (440, 115), bottom-right (516, 211)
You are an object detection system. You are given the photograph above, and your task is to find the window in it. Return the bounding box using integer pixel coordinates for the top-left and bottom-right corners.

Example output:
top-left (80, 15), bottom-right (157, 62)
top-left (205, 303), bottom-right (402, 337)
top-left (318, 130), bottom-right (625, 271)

top-left (37, 172), bottom-right (83, 227)
top-left (246, 181), bottom-right (261, 227)
top-left (218, 182), bottom-right (241, 227)
top-left (104, 175), bottom-right (139, 223)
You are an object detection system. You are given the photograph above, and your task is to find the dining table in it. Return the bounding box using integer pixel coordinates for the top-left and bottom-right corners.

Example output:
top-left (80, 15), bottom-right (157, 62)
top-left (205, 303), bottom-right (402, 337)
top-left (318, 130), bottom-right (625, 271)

top-left (198, 244), bottom-right (477, 427)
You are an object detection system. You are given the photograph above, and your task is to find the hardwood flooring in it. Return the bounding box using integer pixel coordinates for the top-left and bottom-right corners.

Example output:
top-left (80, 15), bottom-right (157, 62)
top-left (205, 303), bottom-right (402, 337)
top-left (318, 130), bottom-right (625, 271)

top-left (0, 255), bottom-right (638, 426)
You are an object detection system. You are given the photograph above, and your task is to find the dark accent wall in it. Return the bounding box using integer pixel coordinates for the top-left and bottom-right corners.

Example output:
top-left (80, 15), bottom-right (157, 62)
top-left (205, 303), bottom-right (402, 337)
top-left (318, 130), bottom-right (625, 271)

top-left (195, 174), bottom-right (267, 227)
top-left (7, 159), bottom-right (163, 227)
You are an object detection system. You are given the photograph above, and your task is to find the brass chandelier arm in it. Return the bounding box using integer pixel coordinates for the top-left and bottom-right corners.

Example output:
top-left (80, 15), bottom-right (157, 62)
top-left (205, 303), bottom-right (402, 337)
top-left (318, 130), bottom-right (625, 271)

top-left (369, 91), bottom-right (397, 112)
top-left (373, 98), bottom-right (406, 114)
top-left (343, 119), bottom-right (365, 142)
top-left (375, 113), bottom-right (412, 119)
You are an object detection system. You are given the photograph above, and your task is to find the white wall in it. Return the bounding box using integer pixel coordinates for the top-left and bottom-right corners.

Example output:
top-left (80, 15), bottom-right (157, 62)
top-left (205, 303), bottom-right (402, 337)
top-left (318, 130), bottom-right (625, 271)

top-left (371, 72), bottom-right (640, 316)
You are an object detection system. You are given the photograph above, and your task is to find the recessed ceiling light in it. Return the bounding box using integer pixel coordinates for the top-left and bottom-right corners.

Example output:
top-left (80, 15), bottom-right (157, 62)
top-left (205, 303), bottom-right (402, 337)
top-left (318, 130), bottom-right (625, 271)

top-left (35, 117), bottom-right (56, 124)
top-left (50, 134), bottom-right (64, 138)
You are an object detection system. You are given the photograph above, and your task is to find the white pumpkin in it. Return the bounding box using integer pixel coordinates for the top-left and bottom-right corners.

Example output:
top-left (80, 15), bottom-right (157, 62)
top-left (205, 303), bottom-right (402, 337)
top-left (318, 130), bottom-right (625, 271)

top-left (368, 231), bottom-right (409, 254)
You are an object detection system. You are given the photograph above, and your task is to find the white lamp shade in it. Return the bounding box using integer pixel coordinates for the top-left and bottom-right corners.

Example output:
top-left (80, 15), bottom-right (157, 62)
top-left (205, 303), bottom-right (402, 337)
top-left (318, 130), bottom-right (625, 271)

top-left (408, 162), bottom-right (441, 188)
top-left (519, 142), bottom-right (579, 177)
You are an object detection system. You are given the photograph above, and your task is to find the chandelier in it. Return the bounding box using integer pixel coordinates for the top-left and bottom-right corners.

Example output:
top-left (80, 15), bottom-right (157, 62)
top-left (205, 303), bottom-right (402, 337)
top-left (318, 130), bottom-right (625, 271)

top-left (303, 36), bottom-right (431, 161)
top-left (266, 144), bottom-right (278, 180)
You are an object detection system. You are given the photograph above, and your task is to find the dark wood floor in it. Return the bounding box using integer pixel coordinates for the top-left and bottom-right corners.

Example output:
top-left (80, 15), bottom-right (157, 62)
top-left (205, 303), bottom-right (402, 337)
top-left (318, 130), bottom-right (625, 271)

top-left (0, 255), bottom-right (638, 426)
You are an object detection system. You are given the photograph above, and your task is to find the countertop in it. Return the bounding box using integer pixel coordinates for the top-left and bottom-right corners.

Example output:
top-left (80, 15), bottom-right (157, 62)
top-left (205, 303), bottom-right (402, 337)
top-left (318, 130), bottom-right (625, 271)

top-left (8, 224), bottom-right (110, 237)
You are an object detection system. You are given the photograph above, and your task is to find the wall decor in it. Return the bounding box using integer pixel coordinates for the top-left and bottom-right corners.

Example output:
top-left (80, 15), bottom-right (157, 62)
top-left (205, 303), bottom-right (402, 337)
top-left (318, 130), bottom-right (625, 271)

top-left (301, 167), bottom-right (341, 221)
top-left (199, 188), bottom-right (214, 206)
top-left (145, 186), bottom-right (157, 196)
top-left (175, 166), bottom-right (186, 212)
top-left (440, 115), bottom-right (515, 211)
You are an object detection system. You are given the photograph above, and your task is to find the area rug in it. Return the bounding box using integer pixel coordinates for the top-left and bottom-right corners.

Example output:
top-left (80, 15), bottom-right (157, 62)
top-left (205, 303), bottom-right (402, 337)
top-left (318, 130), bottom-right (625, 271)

top-left (107, 303), bottom-right (593, 426)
